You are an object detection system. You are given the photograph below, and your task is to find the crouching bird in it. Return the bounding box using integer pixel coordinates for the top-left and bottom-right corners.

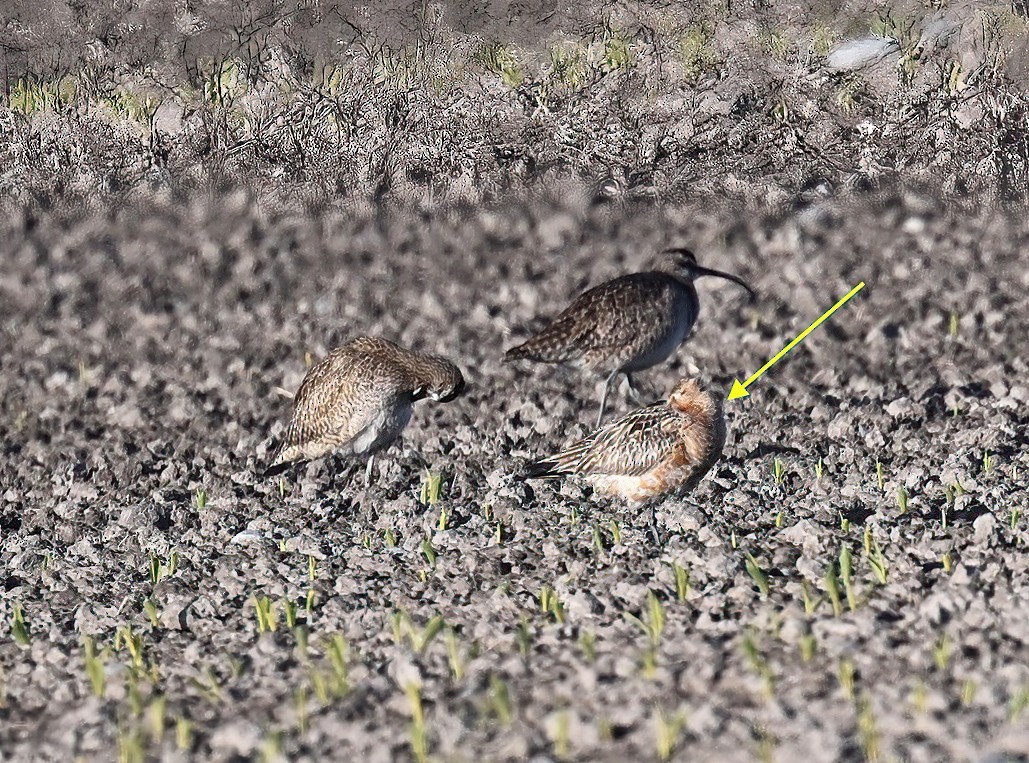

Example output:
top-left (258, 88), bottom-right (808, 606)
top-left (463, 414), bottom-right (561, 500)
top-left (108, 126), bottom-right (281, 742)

top-left (264, 337), bottom-right (465, 487)
top-left (522, 379), bottom-right (726, 532)
top-left (505, 248), bottom-right (753, 426)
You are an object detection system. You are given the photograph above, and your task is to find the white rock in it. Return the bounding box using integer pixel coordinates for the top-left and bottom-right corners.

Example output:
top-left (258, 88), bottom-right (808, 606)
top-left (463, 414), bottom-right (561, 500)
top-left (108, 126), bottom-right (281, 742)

top-left (827, 38), bottom-right (900, 71)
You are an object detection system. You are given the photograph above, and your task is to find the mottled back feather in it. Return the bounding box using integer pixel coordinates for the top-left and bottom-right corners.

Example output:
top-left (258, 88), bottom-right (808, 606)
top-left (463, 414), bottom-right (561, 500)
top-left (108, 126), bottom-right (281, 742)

top-left (506, 274), bottom-right (691, 369)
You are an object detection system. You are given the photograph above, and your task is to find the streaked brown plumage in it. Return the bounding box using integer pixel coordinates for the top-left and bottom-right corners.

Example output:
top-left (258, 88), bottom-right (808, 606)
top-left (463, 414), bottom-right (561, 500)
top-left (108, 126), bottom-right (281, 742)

top-left (506, 249), bottom-right (752, 425)
top-left (523, 378), bottom-right (726, 502)
top-left (266, 337), bottom-right (464, 478)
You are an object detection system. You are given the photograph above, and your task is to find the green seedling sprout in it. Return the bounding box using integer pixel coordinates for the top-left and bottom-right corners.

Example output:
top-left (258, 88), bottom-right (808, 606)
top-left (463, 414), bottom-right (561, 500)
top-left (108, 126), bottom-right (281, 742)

top-left (670, 561), bottom-right (690, 601)
top-left (824, 563), bottom-right (843, 617)
top-left (143, 599), bottom-right (160, 627)
top-left (419, 470), bottom-right (443, 506)
top-left (961, 679), bottom-right (977, 706)
top-left (489, 675), bottom-right (513, 725)
top-left (933, 634), bottom-right (951, 670)
top-left (802, 580), bottom-right (820, 615)
top-left (857, 694), bottom-right (879, 761)
top-left (445, 627), bottom-right (465, 680)
top-left (866, 536), bottom-right (889, 585)
top-left (254, 596), bottom-right (278, 633)
top-left (420, 538), bottom-right (437, 568)
top-left (655, 709), bottom-right (686, 761)
top-left (839, 545), bottom-right (857, 611)
top-left (745, 553), bottom-right (770, 596)
top-left (539, 586), bottom-right (566, 624)
top-left (405, 682), bottom-right (429, 763)
top-left (897, 487), bottom-right (909, 514)
top-left (838, 658), bottom-right (855, 699)
top-left (11, 603), bottom-right (30, 646)
top-left (741, 632), bottom-right (774, 697)
top-left (550, 710), bottom-right (570, 760)
top-left (799, 633), bottom-right (816, 661)
top-left (579, 630), bottom-right (597, 662)
top-left (83, 636), bottom-right (106, 697)
top-left (175, 717), bottom-right (193, 750)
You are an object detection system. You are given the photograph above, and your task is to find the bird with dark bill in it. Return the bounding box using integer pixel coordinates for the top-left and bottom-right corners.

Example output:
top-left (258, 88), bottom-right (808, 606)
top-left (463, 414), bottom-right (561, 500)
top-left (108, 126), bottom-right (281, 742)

top-left (265, 337), bottom-right (465, 486)
top-left (505, 249), bottom-right (753, 425)
top-left (522, 378), bottom-right (726, 505)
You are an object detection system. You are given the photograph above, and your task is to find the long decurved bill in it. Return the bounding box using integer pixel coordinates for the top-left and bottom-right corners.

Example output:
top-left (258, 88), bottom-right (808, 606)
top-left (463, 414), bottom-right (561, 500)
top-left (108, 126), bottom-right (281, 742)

top-left (692, 266), bottom-right (755, 298)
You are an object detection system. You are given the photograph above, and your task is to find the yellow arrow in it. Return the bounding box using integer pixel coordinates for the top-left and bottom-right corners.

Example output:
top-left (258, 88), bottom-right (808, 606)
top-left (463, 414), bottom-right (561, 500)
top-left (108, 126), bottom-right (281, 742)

top-left (728, 281), bottom-right (866, 401)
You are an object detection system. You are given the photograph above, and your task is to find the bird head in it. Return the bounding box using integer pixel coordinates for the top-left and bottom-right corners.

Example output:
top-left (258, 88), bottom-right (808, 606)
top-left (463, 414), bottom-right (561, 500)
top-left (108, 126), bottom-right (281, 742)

top-left (413, 359), bottom-right (466, 403)
top-left (667, 378), bottom-right (718, 417)
top-left (657, 248), bottom-right (755, 298)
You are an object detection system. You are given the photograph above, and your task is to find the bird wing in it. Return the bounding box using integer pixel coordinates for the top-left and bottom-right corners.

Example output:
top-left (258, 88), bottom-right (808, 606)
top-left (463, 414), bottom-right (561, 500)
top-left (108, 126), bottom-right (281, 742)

top-left (273, 349), bottom-right (383, 462)
top-left (527, 404), bottom-right (681, 478)
top-left (508, 275), bottom-right (675, 363)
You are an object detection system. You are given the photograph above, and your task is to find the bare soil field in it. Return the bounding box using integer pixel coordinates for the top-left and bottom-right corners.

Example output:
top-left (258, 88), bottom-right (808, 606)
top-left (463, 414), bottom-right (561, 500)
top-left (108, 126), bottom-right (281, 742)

top-left (0, 187), bottom-right (1027, 761)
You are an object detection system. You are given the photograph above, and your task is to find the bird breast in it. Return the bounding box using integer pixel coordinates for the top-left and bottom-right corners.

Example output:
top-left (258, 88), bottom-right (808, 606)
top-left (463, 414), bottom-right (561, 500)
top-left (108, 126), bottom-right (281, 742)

top-left (621, 283), bottom-right (697, 372)
top-left (348, 398), bottom-right (414, 457)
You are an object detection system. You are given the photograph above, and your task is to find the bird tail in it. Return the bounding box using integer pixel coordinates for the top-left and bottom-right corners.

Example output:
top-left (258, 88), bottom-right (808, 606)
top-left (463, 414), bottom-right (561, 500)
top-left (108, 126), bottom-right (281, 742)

top-left (504, 343), bottom-right (533, 362)
top-left (522, 456), bottom-right (566, 479)
top-left (522, 438), bottom-right (592, 479)
top-left (262, 460), bottom-right (293, 479)
top-left (261, 443), bottom-right (306, 478)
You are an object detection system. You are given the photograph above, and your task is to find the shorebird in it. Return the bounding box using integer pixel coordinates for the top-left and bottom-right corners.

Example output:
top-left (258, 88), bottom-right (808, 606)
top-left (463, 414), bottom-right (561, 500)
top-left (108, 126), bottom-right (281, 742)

top-left (505, 248), bottom-right (753, 425)
top-left (522, 378), bottom-right (726, 508)
top-left (265, 337), bottom-right (465, 487)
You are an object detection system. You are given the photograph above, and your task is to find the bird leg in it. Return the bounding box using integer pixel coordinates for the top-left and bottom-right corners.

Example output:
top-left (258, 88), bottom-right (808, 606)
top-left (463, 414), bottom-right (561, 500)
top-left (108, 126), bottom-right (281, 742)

top-left (625, 374), bottom-right (643, 404)
top-left (362, 455), bottom-right (377, 521)
top-left (646, 499), bottom-right (663, 547)
top-left (597, 368), bottom-right (621, 428)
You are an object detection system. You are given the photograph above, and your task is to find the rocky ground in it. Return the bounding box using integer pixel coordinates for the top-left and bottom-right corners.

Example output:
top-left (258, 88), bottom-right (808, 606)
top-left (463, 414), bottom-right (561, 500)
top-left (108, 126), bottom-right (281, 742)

top-left (1, 187), bottom-right (1028, 761)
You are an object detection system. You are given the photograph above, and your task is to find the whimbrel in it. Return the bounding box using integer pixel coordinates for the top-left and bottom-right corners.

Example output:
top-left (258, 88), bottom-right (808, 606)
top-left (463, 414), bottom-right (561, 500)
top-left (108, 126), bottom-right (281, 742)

top-left (505, 249), bottom-right (753, 425)
top-left (265, 337), bottom-right (465, 486)
top-left (522, 378), bottom-right (726, 505)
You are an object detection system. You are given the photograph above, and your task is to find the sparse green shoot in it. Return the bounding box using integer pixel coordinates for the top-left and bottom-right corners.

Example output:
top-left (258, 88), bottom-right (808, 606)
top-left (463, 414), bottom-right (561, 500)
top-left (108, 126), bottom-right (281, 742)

top-left (961, 679), bottom-right (977, 706)
top-left (550, 710), bottom-right (570, 760)
top-left (839, 545), bottom-right (857, 611)
top-left (838, 659), bottom-right (855, 699)
top-left (579, 630), bottom-right (596, 662)
top-left (83, 636), bottom-right (106, 697)
top-left (933, 634), bottom-right (951, 670)
top-left (419, 469), bottom-right (443, 506)
top-left (857, 694), bottom-right (879, 761)
top-left (194, 488), bottom-right (207, 509)
top-left (825, 562), bottom-right (843, 617)
top-left (405, 682), bottom-right (429, 763)
top-left (539, 586), bottom-right (566, 624)
top-left (254, 596), bottom-right (278, 633)
top-left (444, 627), bottom-right (466, 680)
top-left (393, 611), bottom-right (445, 653)
top-left (670, 561), bottom-right (690, 601)
top-left (143, 599), bottom-right (160, 628)
top-left (488, 675), bottom-right (514, 725)
top-left (983, 450), bottom-right (995, 473)
top-left (655, 708), bottom-right (686, 761)
top-left (897, 487), bottom-right (909, 514)
top-left (11, 603), bottom-right (30, 646)
top-left (741, 631), bottom-right (774, 697)
top-left (799, 633), bottom-right (816, 661)
top-left (421, 538), bottom-right (437, 569)
top-left (745, 553), bottom-right (770, 596)
top-left (866, 536), bottom-right (889, 585)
